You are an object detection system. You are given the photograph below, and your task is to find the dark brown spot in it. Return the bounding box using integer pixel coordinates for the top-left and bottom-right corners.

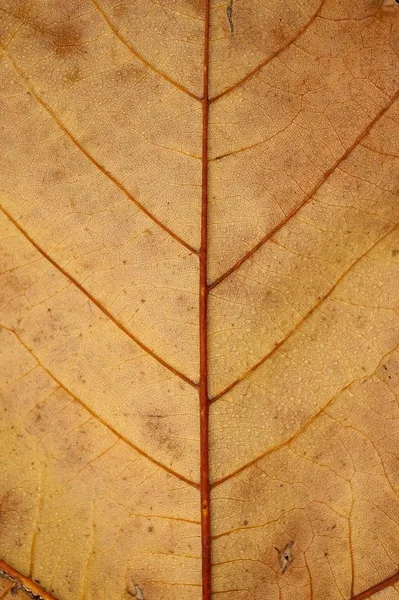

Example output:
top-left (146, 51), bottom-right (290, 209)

top-left (28, 12), bottom-right (85, 60)
top-left (50, 21), bottom-right (84, 58)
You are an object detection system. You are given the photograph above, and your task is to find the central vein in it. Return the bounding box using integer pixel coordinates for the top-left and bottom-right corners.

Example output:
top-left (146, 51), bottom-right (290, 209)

top-left (199, 2), bottom-right (211, 599)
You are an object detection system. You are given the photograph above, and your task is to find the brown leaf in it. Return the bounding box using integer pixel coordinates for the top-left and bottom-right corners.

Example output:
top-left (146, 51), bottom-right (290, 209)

top-left (0, 1), bottom-right (399, 599)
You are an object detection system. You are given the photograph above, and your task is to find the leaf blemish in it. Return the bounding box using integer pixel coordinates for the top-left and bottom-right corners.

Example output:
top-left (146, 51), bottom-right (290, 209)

top-left (227, 0), bottom-right (234, 34)
top-left (126, 577), bottom-right (144, 600)
top-left (33, 17), bottom-right (85, 59)
top-left (274, 541), bottom-right (294, 574)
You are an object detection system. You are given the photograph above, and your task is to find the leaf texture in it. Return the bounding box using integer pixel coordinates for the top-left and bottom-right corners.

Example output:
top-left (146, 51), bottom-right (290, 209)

top-left (0, 1), bottom-right (399, 599)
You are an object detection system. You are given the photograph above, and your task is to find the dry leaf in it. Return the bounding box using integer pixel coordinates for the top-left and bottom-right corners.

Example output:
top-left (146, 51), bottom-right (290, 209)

top-left (0, 1), bottom-right (399, 600)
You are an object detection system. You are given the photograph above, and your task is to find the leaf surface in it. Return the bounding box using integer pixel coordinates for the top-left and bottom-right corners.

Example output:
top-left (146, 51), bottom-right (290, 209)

top-left (0, 1), bottom-right (399, 599)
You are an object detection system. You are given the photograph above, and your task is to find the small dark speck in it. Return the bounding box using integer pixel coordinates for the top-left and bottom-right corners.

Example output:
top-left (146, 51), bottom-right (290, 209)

top-left (243, 519), bottom-right (248, 525)
top-left (148, 526), bottom-right (154, 532)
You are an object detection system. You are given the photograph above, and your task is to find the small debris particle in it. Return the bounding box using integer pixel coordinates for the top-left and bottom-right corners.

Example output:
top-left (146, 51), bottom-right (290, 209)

top-left (227, 0), bottom-right (234, 34)
top-left (135, 585), bottom-right (144, 600)
top-left (274, 540), bottom-right (294, 574)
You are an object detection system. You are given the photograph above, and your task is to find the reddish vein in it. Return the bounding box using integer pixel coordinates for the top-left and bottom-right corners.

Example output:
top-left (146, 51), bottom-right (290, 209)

top-left (3, 48), bottom-right (198, 255)
top-left (0, 205), bottom-right (197, 390)
top-left (90, 0), bottom-right (202, 102)
top-left (199, 2), bottom-right (211, 600)
top-left (209, 0), bottom-right (325, 104)
top-left (211, 221), bottom-right (398, 404)
top-left (2, 325), bottom-right (199, 489)
top-left (351, 570), bottom-right (399, 600)
top-left (0, 559), bottom-right (58, 600)
top-left (208, 86), bottom-right (399, 291)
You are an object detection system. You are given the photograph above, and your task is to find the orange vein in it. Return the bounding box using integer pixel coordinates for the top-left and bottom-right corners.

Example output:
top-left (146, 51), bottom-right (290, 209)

top-left (209, 86), bottom-right (399, 290)
top-left (212, 341), bottom-right (399, 488)
top-left (90, 0), bottom-right (202, 102)
top-left (211, 222), bottom-right (398, 402)
top-left (0, 559), bottom-right (58, 600)
top-left (0, 205), bottom-right (198, 389)
top-left (210, 0), bottom-right (325, 104)
top-left (3, 326), bottom-right (199, 489)
top-left (212, 382), bottom-right (349, 489)
top-left (199, 2), bottom-right (211, 599)
top-left (2, 48), bottom-right (198, 255)
top-left (351, 571), bottom-right (399, 600)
